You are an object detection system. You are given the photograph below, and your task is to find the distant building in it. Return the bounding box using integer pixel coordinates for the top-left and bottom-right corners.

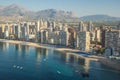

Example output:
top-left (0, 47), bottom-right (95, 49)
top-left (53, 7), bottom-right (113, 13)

top-left (47, 20), bottom-right (51, 28)
top-left (37, 19), bottom-right (44, 30)
top-left (51, 22), bottom-right (56, 30)
top-left (87, 21), bottom-right (93, 32)
top-left (95, 28), bottom-right (101, 42)
top-left (78, 21), bottom-right (85, 31)
top-left (77, 31), bottom-right (90, 51)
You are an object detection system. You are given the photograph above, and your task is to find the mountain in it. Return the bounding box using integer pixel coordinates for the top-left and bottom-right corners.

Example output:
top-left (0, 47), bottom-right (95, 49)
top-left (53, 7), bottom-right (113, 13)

top-left (80, 15), bottom-right (120, 21)
top-left (0, 4), bottom-right (75, 20)
top-left (36, 9), bottom-right (75, 19)
top-left (1, 4), bottom-right (120, 21)
top-left (0, 4), bottom-right (28, 16)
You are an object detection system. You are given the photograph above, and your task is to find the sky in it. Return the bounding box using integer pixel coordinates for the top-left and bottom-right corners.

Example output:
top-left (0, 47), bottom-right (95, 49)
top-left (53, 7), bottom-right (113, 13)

top-left (0, 0), bottom-right (120, 17)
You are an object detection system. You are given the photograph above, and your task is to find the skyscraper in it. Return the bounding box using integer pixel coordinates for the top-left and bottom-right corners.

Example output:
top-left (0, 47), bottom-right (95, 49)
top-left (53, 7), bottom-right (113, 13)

top-left (87, 21), bottom-right (93, 32)
top-left (37, 19), bottom-right (44, 30)
top-left (4, 27), bottom-right (9, 39)
top-left (105, 30), bottom-right (120, 54)
top-left (77, 31), bottom-right (90, 51)
top-left (78, 21), bottom-right (84, 32)
top-left (100, 26), bottom-right (106, 47)
top-left (59, 30), bottom-right (69, 46)
top-left (95, 28), bottom-right (101, 42)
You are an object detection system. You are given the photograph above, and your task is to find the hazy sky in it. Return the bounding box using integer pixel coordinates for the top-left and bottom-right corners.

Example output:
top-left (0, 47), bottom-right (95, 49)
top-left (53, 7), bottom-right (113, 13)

top-left (0, 0), bottom-right (120, 17)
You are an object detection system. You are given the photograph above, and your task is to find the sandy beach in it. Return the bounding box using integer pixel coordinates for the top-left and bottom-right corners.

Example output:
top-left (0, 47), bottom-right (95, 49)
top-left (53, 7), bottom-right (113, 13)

top-left (0, 39), bottom-right (81, 53)
top-left (0, 39), bottom-right (100, 59)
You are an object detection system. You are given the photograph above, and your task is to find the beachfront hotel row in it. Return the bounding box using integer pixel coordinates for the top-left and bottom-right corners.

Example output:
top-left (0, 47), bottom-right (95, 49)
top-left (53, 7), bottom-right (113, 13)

top-left (0, 19), bottom-right (120, 55)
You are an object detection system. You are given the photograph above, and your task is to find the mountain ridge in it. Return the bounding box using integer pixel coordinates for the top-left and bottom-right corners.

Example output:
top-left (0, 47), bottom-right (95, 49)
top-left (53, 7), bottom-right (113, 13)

top-left (0, 4), bottom-right (120, 21)
top-left (80, 14), bottom-right (120, 21)
top-left (0, 4), bottom-right (75, 19)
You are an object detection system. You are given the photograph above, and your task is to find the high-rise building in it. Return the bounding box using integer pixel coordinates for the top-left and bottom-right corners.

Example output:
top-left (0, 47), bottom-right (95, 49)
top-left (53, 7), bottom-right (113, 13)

top-left (4, 25), bottom-right (9, 39)
top-left (68, 28), bottom-right (76, 48)
top-left (14, 24), bottom-right (20, 39)
top-left (43, 30), bottom-right (48, 43)
top-left (95, 28), bottom-right (101, 42)
top-left (100, 26), bottom-right (106, 47)
top-left (20, 22), bottom-right (29, 41)
top-left (0, 25), bottom-right (2, 38)
top-left (77, 31), bottom-right (90, 51)
top-left (0, 24), bottom-right (5, 38)
top-left (90, 31), bottom-right (95, 42)
top-left (78, 21), bottom-right (84, 31)
top-left (37, 21), bottom-right (40, 32)
top-left (87, 21), bottom-right (93, 32)
top-left (25, 22), bottom-right (29, 41)
top-left (0, 24), bottom-right (5, 33)
top-left (20, 23), bottom-right (25, 40)
top-left (105, 30), bottom-right (120, 54)
top-left (59, 30), bottom-right (69, 46)
top-left (39, 30), bottom-right (44, 43)
top-left (53, 31), bottom-right (60, 45)
top-left (47, 20), bottom-right (51, 28)
top-left (37, 19), bottom-right (44, 30)
top-left (51, 22), bottom-right (56, 30)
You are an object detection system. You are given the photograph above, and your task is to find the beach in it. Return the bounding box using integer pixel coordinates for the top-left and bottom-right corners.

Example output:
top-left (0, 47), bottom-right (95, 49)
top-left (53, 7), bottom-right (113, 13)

top-left (0, 39), bottom-right (81, 53)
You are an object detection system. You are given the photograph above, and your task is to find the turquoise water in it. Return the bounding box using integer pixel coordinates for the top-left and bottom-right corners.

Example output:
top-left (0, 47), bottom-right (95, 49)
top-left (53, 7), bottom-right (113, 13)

top-left (0, 42), bottom-right (120, 80)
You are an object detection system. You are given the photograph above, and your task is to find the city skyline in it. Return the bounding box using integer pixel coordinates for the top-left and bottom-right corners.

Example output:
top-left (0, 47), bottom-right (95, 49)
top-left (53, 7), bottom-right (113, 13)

top-left (0, 0), bottom-right (120, 17)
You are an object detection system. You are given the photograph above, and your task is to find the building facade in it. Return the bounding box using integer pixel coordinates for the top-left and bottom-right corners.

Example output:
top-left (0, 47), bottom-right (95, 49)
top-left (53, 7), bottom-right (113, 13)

top-left (77, 31), bottom-right (90, 51)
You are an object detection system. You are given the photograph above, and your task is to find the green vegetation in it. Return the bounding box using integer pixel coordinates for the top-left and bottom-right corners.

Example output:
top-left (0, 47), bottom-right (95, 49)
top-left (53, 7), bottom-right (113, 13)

top-left (91, 41), bottom-right (102, 45)
top-left (95, 48), bottom-right (105, 55)
top-left (93, 21), bottom-right (120, 27)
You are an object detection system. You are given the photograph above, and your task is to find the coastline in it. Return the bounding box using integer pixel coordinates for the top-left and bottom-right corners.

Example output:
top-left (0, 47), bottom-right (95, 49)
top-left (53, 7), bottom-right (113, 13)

top-left (0, 39), bottom-right (99, 59)
top-left (0, 39), bottom-right (81, 53)
top-left (0, 39), bottom-right (120, 71)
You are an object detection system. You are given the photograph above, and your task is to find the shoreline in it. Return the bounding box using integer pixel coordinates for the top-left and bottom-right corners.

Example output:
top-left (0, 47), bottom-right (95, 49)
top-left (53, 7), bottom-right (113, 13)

top-left (0, 39), bottom-right (99, 59)
top-left (0, 39), bottom-right (97, 59)
top-left (0, 39), bottom-right (120, 71)
top-left (0, 39), bottom-right (81, 53)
